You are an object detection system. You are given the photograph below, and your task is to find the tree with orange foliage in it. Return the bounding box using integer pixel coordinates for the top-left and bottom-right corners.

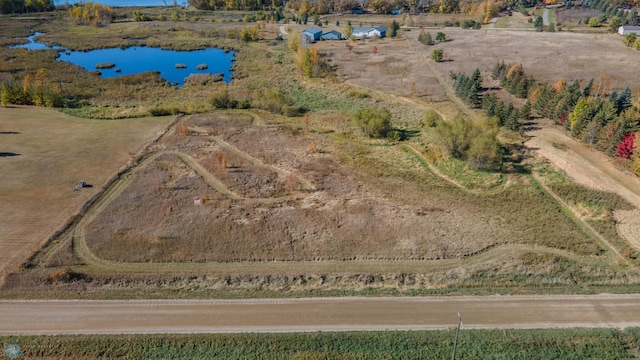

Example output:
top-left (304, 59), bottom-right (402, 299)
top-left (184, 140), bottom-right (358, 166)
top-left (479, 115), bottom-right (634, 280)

top-left (69, 2), bottom-right (114, 25)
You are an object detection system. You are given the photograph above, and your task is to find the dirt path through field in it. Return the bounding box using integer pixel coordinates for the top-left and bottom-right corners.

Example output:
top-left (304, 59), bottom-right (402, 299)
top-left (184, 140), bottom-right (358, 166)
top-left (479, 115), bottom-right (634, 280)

top-left (0, 107), bottom-right (174, 286)
top-left (3, 295), bottom-right (640, 334)
top-left (542, 8), bottom-right (550, 26)
top-left (526, 118), bottom-right (640, 250)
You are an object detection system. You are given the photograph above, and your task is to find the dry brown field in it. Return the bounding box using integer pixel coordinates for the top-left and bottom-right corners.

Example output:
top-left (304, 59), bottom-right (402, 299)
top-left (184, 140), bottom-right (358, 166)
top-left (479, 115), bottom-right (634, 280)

top-left (0, 106), bottom-right (174, 283)
top-left (3, 13), bottom-right (640, 297)
top-left (405, 28), bottom-right (638, 91)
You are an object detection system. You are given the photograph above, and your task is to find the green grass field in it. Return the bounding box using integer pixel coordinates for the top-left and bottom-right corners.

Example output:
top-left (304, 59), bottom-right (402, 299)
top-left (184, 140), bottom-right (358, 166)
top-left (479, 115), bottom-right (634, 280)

top-left (2, 328), bottom-right (640, 359)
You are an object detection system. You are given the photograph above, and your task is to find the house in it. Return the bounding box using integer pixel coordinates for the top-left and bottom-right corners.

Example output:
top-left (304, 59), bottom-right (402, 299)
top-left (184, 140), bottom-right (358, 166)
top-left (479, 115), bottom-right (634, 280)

top-left (352, 26), bottom-right (387, 38)
top-left (618, 25), bottom-right (640, 35)
top-left (320, 30), bottom-right (342, 40)
top-left (301, 27), bottom-right (323, 42)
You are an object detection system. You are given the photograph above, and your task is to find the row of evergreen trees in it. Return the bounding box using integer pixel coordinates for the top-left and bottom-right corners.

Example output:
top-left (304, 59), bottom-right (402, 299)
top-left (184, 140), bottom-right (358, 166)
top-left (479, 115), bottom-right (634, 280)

top-left (585, 0), bottom-right (638, 27)
top-left (453, 68), bottom-right (528, 132)
top-left (492, 61), bottom-right (639, 174)
top-left (453, 69), bottom-right (482, 108)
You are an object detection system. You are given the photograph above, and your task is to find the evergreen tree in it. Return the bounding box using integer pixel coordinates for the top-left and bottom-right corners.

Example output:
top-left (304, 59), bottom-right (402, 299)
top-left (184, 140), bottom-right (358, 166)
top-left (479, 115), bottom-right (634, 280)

top-left (491, 61), bottom-right (506, 81)
top-left (390, 20), bottom-right (400, 37)
top-left (504, 103), bottom-right (519, 130)
top-left (533, 16), bottom-right (543, 31)
top-left (608, 90), bottom-right (618, 105)
top-left (593, 101), bottom-right (617, 126)
top-left (519, 101), bottom-right (531, 120)
top-left (533, 85), bottom-right (554, 117)
top-left (482, 94), bottom-right (498, 117)
top-left (628, 8), bottom-right (638, 25)
top-left (616, 87), bottom-right (633, 114)
top-left (583, 78), bottom-right (593, 97)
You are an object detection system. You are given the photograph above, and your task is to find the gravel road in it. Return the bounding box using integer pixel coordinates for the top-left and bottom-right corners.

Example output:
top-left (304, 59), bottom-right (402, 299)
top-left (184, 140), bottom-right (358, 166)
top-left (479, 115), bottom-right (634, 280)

top-left (2, 295), bottom-right (640, 335)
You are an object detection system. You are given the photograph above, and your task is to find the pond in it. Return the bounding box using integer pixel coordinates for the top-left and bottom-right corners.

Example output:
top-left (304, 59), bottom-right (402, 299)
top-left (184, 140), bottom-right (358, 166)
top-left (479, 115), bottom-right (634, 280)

top-left (13, 33), bottom-right (235, 87)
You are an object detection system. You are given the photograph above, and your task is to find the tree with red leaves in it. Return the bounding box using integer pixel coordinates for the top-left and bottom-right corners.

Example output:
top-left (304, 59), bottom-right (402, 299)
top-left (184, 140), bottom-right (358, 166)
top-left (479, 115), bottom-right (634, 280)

top-left (615, 133), bottom-right (635, 159)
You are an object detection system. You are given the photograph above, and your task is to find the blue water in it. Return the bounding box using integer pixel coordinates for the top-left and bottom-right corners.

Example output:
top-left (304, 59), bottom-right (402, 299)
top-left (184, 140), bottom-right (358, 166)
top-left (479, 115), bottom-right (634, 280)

top-left (10, 32), bottom-right (61, 50)
top-left (12, 33), bottom-right (235, 87)
top-left (53, 0), bottom-right (180, 6)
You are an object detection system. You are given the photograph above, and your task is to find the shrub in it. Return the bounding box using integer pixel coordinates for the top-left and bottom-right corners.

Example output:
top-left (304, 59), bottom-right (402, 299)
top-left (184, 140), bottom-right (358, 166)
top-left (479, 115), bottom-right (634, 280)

top-left (347, 91), bottom-right (370, 99)
top-left (282, 105), bottom-right (304, 117)
top-left (352, 107), bottom-right (392, 138)
top-left (208, 88), bottom-right (235, 109)
top-left (418, 31), bottom-right (434, 45)
top-left (430, 48), bottom-right (443, 62)
top-left (149, 106), bottom-right (181, 116)
top-left (467, 134), bottom-right (502, 170)
top-left (422, 109), bottom-right (442, 127)
top-left (615, 133), bottom-right (635, 159)
top-left (47, 267), bottom-right (87, 284)
top-left (387, 129), bottom-right (401, 141)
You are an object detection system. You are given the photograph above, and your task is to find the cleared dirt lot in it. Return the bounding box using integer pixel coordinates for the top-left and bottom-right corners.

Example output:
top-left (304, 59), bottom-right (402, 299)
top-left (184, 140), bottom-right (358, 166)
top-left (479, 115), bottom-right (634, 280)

top-left (83, 112), bottom-right (517, 263)
top-left (317, 37), bottom-right (447, 100)
top-left (0, 106), bottom-right (173, 283)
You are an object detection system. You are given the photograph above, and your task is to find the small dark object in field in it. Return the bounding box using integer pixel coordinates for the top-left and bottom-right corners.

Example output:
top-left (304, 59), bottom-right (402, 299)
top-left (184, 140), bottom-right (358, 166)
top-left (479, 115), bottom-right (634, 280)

top-left (74, 180), bottom-right (92, 191)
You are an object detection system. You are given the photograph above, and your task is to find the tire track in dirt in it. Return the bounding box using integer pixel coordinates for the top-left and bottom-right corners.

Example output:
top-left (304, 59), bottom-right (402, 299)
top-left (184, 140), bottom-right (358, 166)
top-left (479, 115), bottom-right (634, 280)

top-left (526, 118), bottom-right (640, 253)
top-left (408, 35), bottom-right (640, 257)
top-left (406, 38), bottom-right (480, 122)
top-left (59, 116), bottom-right (625, 275)
top-left (402, 145), bottom-right (506, 195)
top-left (529, 173), bottom-right (629, 266)
top-left (70, 150), bottom-right (612, 275)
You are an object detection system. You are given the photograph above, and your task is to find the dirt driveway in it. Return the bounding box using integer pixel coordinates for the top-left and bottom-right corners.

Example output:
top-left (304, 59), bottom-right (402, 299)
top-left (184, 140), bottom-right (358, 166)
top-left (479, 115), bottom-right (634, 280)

top-left (526, 117), bottom-right (640, 250)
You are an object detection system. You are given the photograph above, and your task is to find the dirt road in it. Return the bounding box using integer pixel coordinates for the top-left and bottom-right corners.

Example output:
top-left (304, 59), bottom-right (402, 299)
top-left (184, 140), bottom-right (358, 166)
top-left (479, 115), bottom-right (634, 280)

top-left (526, 118), bottom-right (640, 250)
top-left (2, 295), bottom-right (640, 335)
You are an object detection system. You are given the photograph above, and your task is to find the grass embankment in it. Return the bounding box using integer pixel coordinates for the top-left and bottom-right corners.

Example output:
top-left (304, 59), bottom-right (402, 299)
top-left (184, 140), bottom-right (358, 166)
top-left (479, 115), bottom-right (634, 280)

top-left (2, 328), bottom-right (640, 359)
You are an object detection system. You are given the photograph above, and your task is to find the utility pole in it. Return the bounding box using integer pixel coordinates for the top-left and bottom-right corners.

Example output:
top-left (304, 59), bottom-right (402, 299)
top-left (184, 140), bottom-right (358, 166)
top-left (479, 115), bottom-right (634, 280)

top-left (451, 312), bottom-right (463, 360)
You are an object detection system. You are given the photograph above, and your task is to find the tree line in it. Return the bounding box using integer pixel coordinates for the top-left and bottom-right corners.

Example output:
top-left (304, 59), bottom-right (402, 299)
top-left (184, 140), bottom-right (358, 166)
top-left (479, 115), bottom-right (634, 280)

top-left (0, 0), bottom-right (53, 14)
top-left (1, 76), bottom-right (63, 108)
top-left (492, 61), bottom-right (640, 175)
top-left (188, 0), bottom-right (514, 18)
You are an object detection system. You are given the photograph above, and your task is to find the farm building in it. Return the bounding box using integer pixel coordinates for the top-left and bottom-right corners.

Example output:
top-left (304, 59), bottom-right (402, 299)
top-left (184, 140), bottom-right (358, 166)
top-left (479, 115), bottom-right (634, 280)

top-left (320, 30), bottom-right (342, 40)
top-left (618, 25), bottom-right (640, 35)
top-left (301, 27), bottom-right (323, 42)
top-left (352, 26), bottom-right (387, 38)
